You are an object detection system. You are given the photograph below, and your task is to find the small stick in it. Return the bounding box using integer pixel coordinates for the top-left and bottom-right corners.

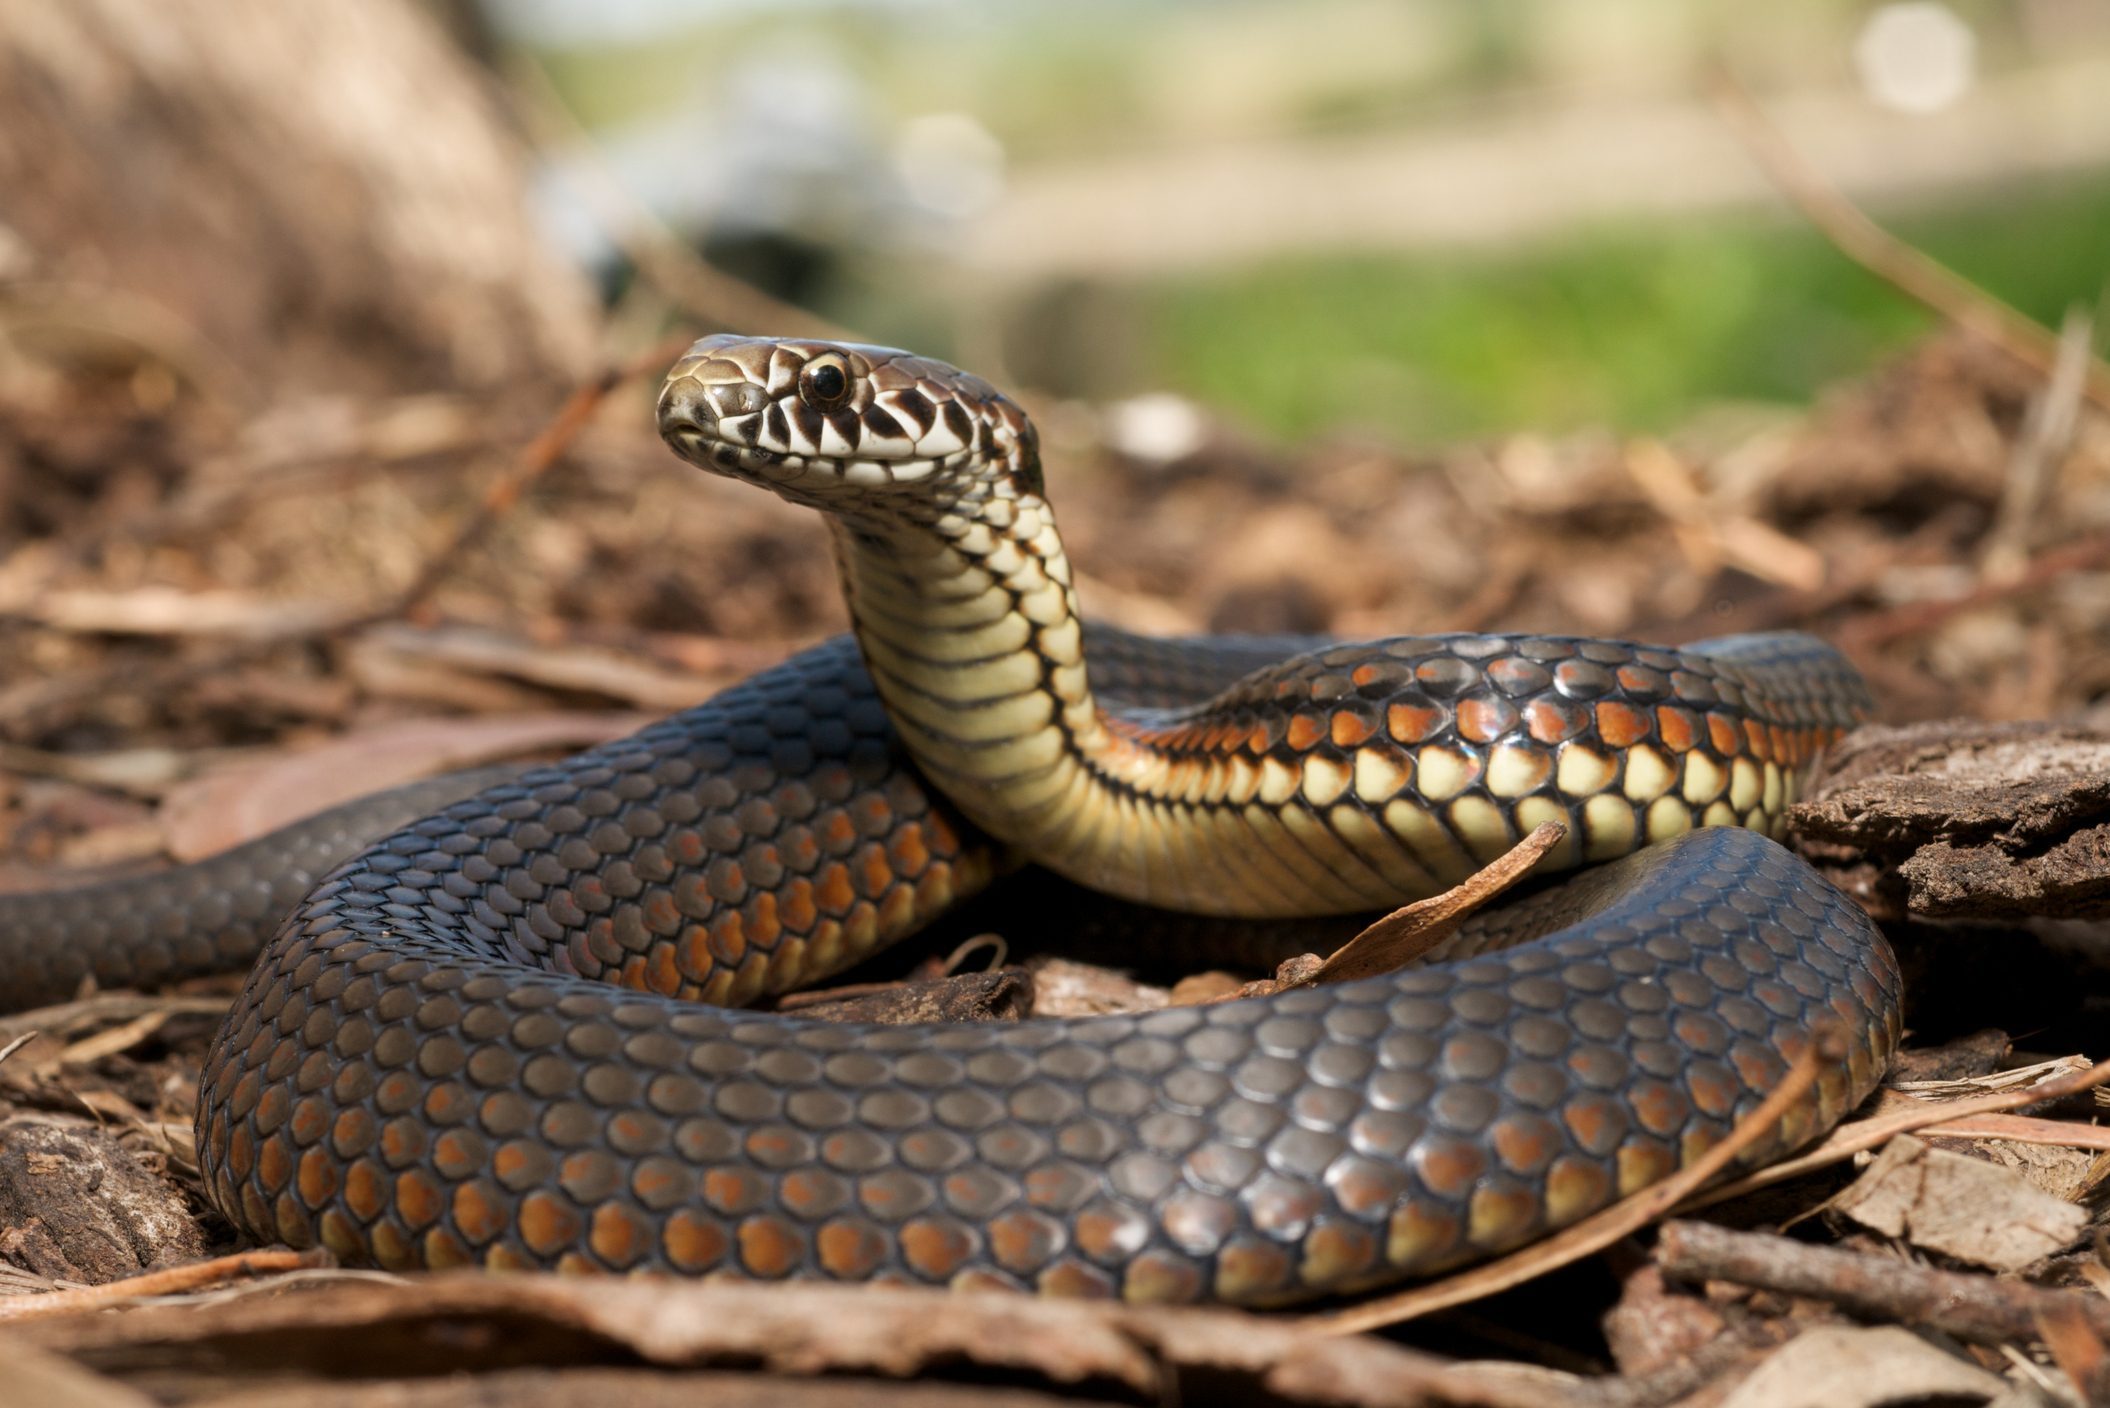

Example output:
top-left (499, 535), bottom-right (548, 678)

top-left (1656, 1219), bottom-right (2110, 1348)
top-left (1305, 1023), bottom-right (1843, 1336)
top-left (1836, 526), bottom-right (2110, 650)
top-left (0, 1249), bottom-right (327, 1322)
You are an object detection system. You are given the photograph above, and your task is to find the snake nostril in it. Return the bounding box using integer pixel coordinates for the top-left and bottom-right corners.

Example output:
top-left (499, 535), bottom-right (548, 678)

top-left (657, 378), bottom-right (717, 442)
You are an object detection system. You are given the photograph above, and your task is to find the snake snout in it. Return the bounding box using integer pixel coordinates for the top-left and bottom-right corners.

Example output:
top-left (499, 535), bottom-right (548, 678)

top-left (657, 373), bottom-right (774, 470)
top-left (656, 374), bottom-right (714, 448)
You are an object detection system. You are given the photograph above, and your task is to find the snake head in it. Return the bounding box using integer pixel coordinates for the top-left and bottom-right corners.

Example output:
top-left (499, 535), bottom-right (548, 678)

top-left (658, 334), bottom-right (1038, 511)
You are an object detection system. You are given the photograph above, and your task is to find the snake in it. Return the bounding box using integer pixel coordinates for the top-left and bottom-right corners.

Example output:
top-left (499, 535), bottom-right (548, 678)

top-left (0, 335), bottom-right (1901, 1305)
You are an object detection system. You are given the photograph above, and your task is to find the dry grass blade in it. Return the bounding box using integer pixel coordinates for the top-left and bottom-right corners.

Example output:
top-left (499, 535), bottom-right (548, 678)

top-left (378, 330), bottom-right (701, 620)
top-left (1684, 1054), bottom-right (2110, 1209)
top-left (503, 54), bottom-right (853, 342)
top-left (1983, 307), bottom-right (2094, 580)
top-left (1706, 64), bottom-right (2110, 410)
top-left (0, 1031), bottom-right (36, 1067)
top-left (2034, 1300), bottom-right (2110, 1404)
top-left (1904, 1111), bottom-right (2110, 1152)
top-left (1303, 1022), bottom-right (1845, 1336)
top-left (0, 1251), bottom-right (328, 1323)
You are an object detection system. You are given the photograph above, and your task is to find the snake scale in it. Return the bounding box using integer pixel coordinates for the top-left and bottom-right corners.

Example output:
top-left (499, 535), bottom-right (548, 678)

top-left (0, 336), bottom-right (1900, 1304)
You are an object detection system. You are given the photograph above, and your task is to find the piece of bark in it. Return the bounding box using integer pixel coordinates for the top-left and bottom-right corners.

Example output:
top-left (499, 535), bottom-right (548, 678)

top-left (0, 0), bottom-right (597, 394)
top-left (0, 1118), bottom-right (203, 1283)
top-left (1831, 1135), bottom-right (2087, 1272)
top-left (1792, 721), bottom-right (2110, 920)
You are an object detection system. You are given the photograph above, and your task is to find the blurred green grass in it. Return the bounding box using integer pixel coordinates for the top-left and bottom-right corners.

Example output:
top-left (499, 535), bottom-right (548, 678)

top-left (1143, 178), bottom-right (2110, 443)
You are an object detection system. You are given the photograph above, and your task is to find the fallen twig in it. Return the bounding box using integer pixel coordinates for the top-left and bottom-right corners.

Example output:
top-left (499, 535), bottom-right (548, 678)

top-left (1835, 525), bottom-right (2110, 649)
top-left (1656, 1219), bottom-right (2110, 1348)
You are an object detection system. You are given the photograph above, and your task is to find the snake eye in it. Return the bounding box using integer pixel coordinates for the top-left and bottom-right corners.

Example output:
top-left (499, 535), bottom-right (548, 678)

top-left (799, 354), bottom-right (852, 411)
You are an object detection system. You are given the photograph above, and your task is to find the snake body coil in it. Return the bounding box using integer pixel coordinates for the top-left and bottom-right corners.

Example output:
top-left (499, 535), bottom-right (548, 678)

top-left (4, 337), bottom-right (1900, 1303)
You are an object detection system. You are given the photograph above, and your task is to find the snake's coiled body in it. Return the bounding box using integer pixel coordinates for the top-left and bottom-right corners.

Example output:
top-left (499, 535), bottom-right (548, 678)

top-left (4, 337), bottom-right (1901, 1304)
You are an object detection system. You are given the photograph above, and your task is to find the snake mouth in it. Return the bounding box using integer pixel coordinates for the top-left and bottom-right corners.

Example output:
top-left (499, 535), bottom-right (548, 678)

top-left (661, 420), bottom-right (958, 495)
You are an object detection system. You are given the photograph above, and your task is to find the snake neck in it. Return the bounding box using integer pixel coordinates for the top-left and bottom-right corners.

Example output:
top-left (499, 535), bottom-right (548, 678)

top-left (826, 477), bottom-right (1200, 907)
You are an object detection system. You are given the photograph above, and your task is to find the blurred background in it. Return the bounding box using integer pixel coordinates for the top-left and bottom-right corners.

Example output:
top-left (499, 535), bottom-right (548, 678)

top-left (2, 0), bottom-right (2108, 864)
top-left (494, 0), bottom-right (2110, 439)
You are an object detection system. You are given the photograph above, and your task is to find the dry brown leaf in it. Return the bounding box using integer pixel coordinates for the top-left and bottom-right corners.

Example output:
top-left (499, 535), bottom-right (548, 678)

top-left (1308, 820), bottom-right (1566, 986)
top-left (1833, 1134), bottom-right (2088, 1272)
top-left (354, 623), bottom-right (723, 710)
top-left (1165, 970), bottom-right (1245, 1005)
top-left (2034, 1297), bottom-right (2110, 1405)
top-left (1714, 1326), bottom-right (2006, 1408)
top-left (157, 711), bottom-right (652, 861)
top-left (49, 1010), bottom-right (170, 1069)
top-left (1182, 822), bottom-right (1567, 1008)
top-left (0, 1276), bottom-right (1586, 1408)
